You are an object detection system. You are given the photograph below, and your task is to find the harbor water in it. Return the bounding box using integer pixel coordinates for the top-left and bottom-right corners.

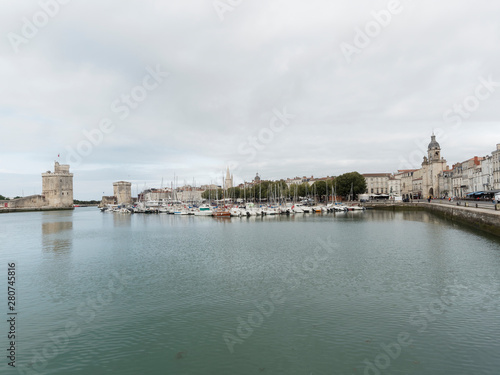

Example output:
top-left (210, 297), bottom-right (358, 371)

top-left (1, 208), bottom-right (500, 374)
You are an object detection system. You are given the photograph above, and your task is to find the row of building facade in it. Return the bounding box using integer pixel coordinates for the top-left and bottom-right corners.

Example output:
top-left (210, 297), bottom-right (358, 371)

top-left (100, 181), bottom-right (206, 206)
top-left (101, 134), bottom-right (499, 205)
top-left (363, 135), bottom-right (500, 199)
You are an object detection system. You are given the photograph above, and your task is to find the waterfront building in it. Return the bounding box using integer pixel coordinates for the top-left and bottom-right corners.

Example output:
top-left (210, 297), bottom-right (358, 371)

top-left (447, 157), bottom-right (482, 197)
top-left (399, 169), bottom-right (418, 199)
top-left (1, 162), bottom-right (74, 210)
top-left (388, 174), bottom-right (402, 197)
top-left (477, 156), bottom-right (493, 192)
top-left (437, 144), bottom-right (500, 198)
top-left (206, 136), bottom-right (500, 201)
top-left (492, 144), bottom-right (500, 190)
top-left (285, 176), bottom-right (303, 187)
top-left (435, 142), bottom-right (500, 198)
top-left (113, 181), bottom-right (132, 205)
top-left (437, 160), bottom-right (465, 198)
top-left (143, 188), bottom-right (172, 202)
top-left (200, 184), bottom-right (220, 190)
top-left (438, 169), bottom-right (453, 198)
top-left (233, 175), bottom-right (258, 190)
top-left (364, 135), bottom-right (447, 199)
top-left (463, 157), bottom-right (483, 193)
top-left (363, 173), bottom-right (391, 195)
top-left (410, 168), bottom-right (424, 198)
top-left (420, 134), bottom-right (448, 198)
top-left (100, 196), bottom-right (117, 206)
top-left (361, 173), bottom-right (401, 198)
top-left (451, 162), bottom-right (464, 197)
top-left (175, 186), bottom-right (204, 202)
top-left (285, 175), bottom-right (318, 187)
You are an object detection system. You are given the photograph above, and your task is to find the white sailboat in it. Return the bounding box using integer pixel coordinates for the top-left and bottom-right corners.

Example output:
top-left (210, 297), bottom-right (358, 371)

top-left (292, 204), bottom-right (304, 214)
top-left (194, 204), bottom-right (213, 216)
top-left (230, 206), bottom-right (243, 217)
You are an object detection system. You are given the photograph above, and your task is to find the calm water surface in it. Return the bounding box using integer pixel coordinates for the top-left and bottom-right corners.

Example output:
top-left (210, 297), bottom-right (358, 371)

top-left (1, 208), bottom-right (500, 375)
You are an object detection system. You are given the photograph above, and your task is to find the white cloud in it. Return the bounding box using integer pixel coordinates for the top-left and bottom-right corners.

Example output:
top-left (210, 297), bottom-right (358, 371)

top-left (1, 0), bottom-right (499, 199)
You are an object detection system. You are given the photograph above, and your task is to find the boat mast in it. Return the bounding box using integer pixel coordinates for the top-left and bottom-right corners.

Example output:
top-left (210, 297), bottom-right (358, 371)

top-left (259, 178), bottom-right (261, 206)
top-left (326, 180), bottom-right (328, 205)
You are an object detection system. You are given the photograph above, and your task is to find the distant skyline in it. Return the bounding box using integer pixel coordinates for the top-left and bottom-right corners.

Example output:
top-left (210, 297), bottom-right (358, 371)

top-left (1, 1), bottom-right (499, 199)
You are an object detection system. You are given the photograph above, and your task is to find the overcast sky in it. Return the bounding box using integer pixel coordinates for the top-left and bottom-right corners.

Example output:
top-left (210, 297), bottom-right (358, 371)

top-left (1, 0), bottom-right (499, 199)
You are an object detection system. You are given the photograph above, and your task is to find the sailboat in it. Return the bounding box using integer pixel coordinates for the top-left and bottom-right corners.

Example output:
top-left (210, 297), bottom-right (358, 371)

top-left (213, 207), bottom-right (231, 217)
top-left (213, 172), bottom-right (231, 217)
top-left (194, 204), bottom-right (213, 216)
top-left (346, 182), bottom-right (365, 211)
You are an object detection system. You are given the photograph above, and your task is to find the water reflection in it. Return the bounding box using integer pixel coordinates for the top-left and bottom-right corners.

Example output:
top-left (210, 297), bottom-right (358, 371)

top-left (113, 213), bottom-right (132, 227)
top-left (42, 217), bottom-right (73, 253)
top-left (4, 208), bottom-right (500, 374)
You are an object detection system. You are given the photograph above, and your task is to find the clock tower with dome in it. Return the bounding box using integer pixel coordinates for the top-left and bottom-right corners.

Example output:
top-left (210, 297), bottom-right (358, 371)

top-left (421, 134), bottom-right (448, 198)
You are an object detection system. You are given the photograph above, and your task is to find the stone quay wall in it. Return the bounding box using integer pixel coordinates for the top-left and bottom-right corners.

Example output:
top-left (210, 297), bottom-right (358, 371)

top-left (0, 195), bottom-right (74, 214)
top-left (367, 202), bottom-right (500, 238)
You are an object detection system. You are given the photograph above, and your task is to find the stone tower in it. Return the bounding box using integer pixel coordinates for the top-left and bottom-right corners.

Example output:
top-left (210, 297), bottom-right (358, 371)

top-left (428, 134), bottom-right (441, 162)
top-left (422, 134), bottom-right (447, 197)
top-left (42, 162), bottom-right (74, 208)
top-left (225, 167), bottom-right (233, 189)
top-left (113, 181), bottom-right (132, 205)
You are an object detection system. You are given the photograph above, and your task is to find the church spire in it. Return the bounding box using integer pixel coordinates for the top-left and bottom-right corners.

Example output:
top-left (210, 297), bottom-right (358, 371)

top-left (225, 167), bottom-right (233, 189)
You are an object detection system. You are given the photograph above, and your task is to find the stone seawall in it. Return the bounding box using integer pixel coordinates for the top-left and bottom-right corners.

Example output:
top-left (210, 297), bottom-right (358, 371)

top-left (0, 195), bottom-right (46, 209)
top-left (0, 207), bottom-right (74, 214)
top-left (367, 202), bottom-right (500, 238)
top-left (0, 194), bottom-right (75, 213)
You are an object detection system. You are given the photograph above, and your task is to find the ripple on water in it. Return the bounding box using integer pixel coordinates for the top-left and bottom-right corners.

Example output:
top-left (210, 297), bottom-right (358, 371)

top-left (3, 209), bottom-right (500, 375)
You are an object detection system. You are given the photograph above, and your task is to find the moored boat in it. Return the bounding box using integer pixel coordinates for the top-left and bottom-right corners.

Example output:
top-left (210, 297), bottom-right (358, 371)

top-left (213, 206), bottom-right (231, 217)
top-left (194, 204), bottom-right (213, 216)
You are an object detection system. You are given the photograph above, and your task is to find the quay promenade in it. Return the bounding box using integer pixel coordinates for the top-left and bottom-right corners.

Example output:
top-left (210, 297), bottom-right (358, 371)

top-left (365, 201), bottom-right (500, 238)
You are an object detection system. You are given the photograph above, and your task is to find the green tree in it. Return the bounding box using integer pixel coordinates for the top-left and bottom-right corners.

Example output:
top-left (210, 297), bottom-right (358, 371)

top-left (202, 188), bottom-right (223, 200)
top-left (226, 187), bottom-right (241, 199)
top-left (311, 179), bottom-right (335, 199)
top-left (73, 199), bottom-right (100, 205)
top-left (335, 172), bottom-right (366, 199)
